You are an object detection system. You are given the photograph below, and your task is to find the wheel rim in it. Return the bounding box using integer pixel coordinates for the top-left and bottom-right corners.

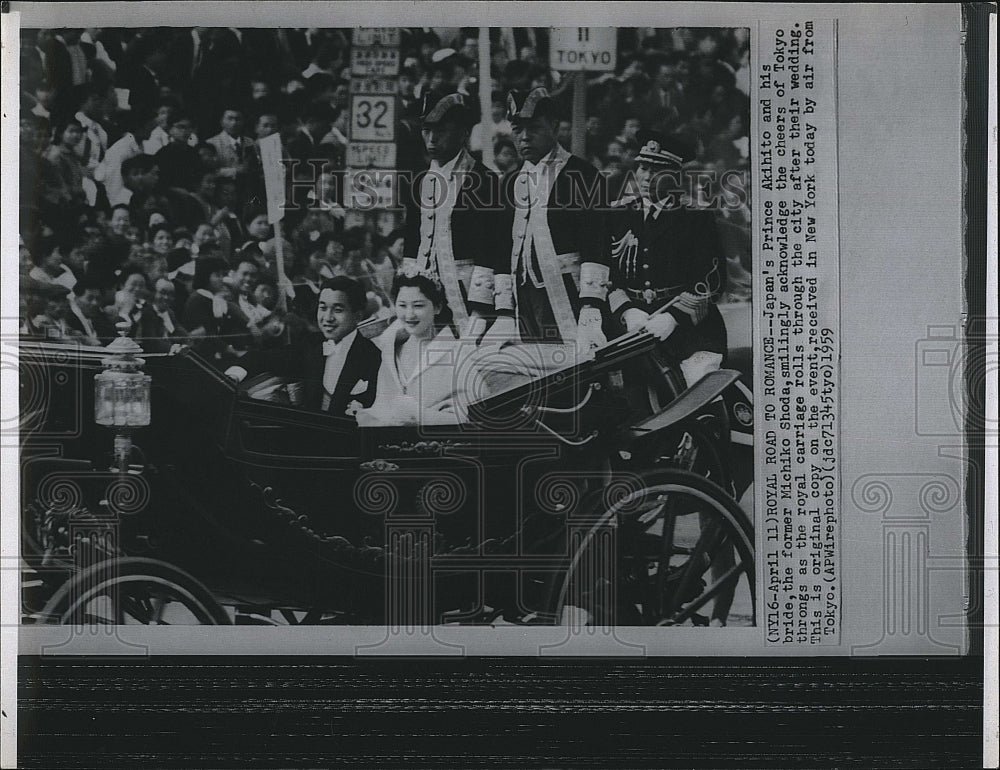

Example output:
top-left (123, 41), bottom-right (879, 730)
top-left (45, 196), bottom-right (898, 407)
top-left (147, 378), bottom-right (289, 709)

top-left (558, 474), bottom-right (755, 627)
top-left (56, 574), bottom-right (227, 625)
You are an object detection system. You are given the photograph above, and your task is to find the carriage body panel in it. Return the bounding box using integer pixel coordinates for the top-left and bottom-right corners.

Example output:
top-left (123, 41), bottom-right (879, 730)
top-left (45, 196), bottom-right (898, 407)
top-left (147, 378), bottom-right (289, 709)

top-left (18, 332), bottom-right (754, 626)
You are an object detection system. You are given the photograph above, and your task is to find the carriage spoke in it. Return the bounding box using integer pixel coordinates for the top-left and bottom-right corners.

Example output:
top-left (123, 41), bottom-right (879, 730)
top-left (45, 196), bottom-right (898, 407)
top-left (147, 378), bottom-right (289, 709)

top-left (669, 522), bottom-right (725, 618)
top-left (651, 494), bottom-right (678, 621)
top-left (149, 595), bottom-right (167, 625)
top-left (659, 560), bottom-right (748, 626)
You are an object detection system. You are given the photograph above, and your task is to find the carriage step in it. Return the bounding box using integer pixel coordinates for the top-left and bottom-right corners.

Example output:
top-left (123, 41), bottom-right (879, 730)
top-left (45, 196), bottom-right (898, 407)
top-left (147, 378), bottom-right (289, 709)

top-left (629, 369), bottom-right (742, 436)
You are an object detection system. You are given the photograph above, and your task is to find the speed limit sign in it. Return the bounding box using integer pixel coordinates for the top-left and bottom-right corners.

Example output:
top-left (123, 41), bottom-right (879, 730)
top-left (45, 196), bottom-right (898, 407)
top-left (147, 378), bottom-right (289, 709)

top-left (351, 95), bottom-right (395, 142)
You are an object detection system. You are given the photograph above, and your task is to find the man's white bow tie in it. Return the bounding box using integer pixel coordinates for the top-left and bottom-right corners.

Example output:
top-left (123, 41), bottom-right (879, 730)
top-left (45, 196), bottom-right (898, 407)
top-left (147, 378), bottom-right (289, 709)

top-left (322, 339), bottom-right (339, 356)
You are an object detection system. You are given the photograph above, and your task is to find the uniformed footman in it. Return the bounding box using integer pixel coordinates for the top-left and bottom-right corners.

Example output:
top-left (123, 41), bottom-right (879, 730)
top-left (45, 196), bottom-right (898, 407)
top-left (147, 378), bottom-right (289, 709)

top-left (400, 90), bottom-right (509, 340)
top-left (494, 87), bottom-right (610, 358)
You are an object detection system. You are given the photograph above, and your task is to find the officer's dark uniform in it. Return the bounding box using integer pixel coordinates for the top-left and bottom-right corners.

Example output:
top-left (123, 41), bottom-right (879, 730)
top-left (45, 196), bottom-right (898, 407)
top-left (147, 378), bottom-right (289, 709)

top-left (607, 133), bottom-right (728, 379)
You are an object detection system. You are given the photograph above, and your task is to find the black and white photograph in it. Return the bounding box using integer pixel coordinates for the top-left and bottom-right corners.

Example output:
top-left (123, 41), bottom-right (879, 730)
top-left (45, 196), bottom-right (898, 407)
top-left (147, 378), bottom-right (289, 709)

top-left (1, 3), bottom-right (992, 767)
top-left (12, 23), bottom-right (756, 630)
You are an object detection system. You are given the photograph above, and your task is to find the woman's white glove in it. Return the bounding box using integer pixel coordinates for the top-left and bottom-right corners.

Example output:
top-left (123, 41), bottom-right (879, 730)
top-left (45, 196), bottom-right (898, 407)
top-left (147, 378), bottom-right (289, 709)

top-left (621, 307), bottom-right (650, 333)
top-left (575, 306), bottom-right (607, 360)
top-left (642, 312), bottom-right (679, 341)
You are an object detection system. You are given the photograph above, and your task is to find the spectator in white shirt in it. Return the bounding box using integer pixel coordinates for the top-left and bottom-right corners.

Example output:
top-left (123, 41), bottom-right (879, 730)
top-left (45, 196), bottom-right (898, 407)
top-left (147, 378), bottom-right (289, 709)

top-left (206, 105), bottom-right (254, 179)
top-left (94, 117), bottom-right (153, 207)
top-left (28, 234), bottom-right (78, 291)
top-left (73, 86), bottom-right (110, 175)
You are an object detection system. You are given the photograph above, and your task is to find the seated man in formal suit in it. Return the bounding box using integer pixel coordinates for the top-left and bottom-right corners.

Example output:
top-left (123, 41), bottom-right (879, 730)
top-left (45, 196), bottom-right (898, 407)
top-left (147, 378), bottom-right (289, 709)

top-left (224, 276), bottom-right (380, 418)
top-left (66, 278), bottom-right (116, 346)
top-left (136, 277), bottom-right (189, 352)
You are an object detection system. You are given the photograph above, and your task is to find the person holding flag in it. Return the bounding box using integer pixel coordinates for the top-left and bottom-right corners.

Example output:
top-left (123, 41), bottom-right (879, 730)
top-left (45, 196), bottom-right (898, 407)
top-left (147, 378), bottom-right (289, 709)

top-left (497, 86), bottom-right (611, 358)
top-left (399, 90), bottom-right (511, 341)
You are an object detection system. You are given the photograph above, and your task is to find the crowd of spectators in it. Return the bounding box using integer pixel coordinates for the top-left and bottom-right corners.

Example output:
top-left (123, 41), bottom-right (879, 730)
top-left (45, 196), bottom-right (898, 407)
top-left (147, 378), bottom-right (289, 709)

top-left (18, 26), bottom-right (751, 364)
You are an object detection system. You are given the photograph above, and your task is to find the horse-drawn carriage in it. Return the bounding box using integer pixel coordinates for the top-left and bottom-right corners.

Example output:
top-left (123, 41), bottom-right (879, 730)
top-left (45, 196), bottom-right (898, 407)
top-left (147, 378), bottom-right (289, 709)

top-left (19, 326), bottom-right (755, 627)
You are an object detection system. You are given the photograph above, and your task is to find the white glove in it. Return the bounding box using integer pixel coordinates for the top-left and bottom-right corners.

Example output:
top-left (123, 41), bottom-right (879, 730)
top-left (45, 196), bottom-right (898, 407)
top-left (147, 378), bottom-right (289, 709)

top-left (642, 312), bottom-right (679, 341)
top-left (576, 306), bottom-right (607, 360)
top-left (481, 315), bottom-right (520, 348)
top-left (674, 291), bottom-right (710, 324)
top-left (621, 307), bottom-right (650, 333)
top-left (224, 366), bottom-right (248, 383)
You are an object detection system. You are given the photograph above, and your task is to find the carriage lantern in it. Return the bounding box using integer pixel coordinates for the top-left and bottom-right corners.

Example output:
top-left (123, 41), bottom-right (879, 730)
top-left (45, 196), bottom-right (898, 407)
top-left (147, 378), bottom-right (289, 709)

top-left (94, 323), bottom-right (151, 472)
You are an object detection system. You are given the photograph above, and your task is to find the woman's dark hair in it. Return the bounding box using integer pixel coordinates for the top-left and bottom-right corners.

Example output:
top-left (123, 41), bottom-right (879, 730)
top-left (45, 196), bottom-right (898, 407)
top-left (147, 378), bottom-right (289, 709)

top-left (119, 269), bottom-right (150, 292)
top-left (390, 273), bottom-right (453, 330)
top-left (390, 272), bottom-right (445, 306)
top-left (52, 117), bottom-right (83, 144)
top-left (29, 232), bottom-right (66, 266)
top-left (193, 256), bottom-right (229, 290)
top-left (390, 273), bottom-right (454, 330)
top-left (319, 275), bottom-right (367, 314)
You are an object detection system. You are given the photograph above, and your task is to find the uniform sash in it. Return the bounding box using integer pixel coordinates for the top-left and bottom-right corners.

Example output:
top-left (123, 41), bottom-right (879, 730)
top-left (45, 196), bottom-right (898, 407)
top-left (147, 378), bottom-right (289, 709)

top-left (416, 149), bottom-right (477, 331)
top-left (510, 145), bottom-right (579, 343)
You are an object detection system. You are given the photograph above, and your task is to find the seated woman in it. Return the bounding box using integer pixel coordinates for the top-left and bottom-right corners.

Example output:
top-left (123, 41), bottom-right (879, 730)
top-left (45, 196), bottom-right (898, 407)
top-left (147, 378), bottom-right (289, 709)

top-left (356, 271), bottom-right (485, 427)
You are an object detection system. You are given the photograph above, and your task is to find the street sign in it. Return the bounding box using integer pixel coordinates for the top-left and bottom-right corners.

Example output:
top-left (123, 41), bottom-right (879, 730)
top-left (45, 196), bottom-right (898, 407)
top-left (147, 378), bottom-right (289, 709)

top-left (350, 95), bottom-right (396, 142)
top-left (348, 27), bottom-right (400, 212)
top-left (347, 142), bottom-right (398, 169)
top-left (351, 46), bottom-right (400, 76)
top-left (350, 76), bottom-right (398, 95)
top-left (549, 27), bottom-right (617, 72)
top-left (345, 169), bottom-right (397, 209)
top-left (353, 27), bottom-right (401, 47)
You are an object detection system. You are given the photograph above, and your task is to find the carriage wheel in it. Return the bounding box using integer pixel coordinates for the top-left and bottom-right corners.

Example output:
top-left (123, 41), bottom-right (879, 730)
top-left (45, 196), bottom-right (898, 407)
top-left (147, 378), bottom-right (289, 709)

top-left (642, 416), bottom-right (733, 497)
top-left (555, 469), bottom-right (755, 627)
top-left (39, 557), bottom-right (232, 625)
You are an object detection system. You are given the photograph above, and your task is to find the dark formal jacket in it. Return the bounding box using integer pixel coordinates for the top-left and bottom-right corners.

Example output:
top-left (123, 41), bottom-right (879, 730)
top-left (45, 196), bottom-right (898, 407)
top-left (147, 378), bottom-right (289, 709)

top-left (154, 142), bottom-right (202, 191)
top-left (238, 331), bottom-right (381, 417)
top-left (400, 149), bottom-right (511, 324)
top-left (182, 291), bottom-right (250, 363)
top-left (498, 145), bottom-right (609, 342)
top-left (65, 305), bottom-right (117, 346)
top-left (135, 304), bottom-right (188, 352)
top-left (502, 147), bottom-right (609, 283)
top-left (606, 195), bottom-right (728, 360)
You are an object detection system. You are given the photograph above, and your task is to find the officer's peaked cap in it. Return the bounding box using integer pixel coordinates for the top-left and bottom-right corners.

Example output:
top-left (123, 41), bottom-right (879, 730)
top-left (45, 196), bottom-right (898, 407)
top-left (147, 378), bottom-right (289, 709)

top-left (635, 130), bottom-right (695, 166)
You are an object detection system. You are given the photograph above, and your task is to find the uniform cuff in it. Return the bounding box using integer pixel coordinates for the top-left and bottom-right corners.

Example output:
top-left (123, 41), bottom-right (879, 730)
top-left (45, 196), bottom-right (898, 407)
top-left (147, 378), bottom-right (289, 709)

top-left (493, 273), bottom-right (514, 311)
top-left (466, 265), bottom-right (496, 306)
top-left (608, 288), bottom-right (632, 315)
top-left (578, 262), bottom-right (610, 301)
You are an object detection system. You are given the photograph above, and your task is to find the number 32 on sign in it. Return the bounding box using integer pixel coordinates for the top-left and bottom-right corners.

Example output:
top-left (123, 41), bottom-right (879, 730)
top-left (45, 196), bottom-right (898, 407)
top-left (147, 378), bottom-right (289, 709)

top-left (351, 95), bottom-right (395, 142)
